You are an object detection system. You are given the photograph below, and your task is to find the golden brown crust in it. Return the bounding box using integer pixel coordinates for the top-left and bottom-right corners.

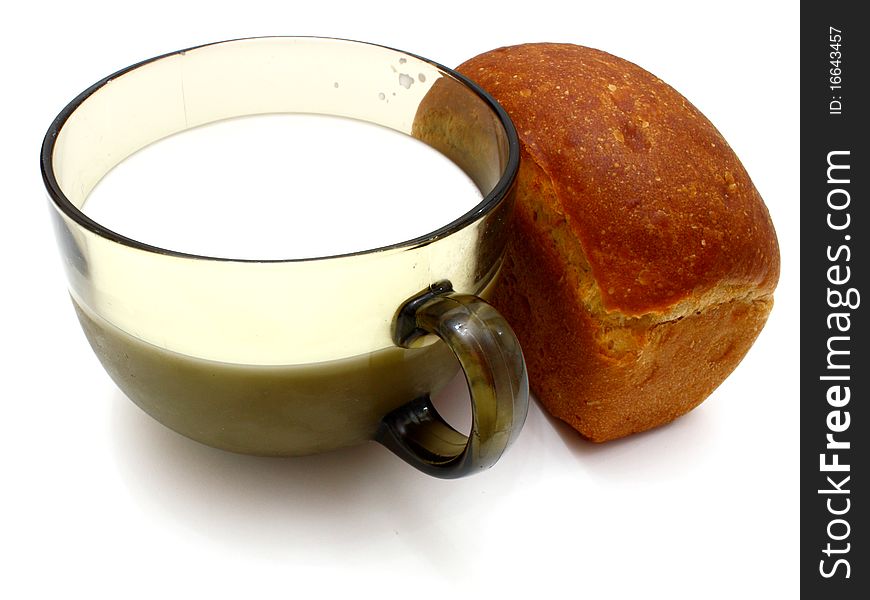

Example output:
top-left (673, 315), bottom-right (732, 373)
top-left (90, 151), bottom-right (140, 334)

top-left (455, 43), bottom-right (780, 441)
top-left (458, 43), bottom-right (779, 316)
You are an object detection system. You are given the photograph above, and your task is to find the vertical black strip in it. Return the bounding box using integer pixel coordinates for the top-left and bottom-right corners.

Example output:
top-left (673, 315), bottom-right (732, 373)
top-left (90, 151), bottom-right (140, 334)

top-left (801, 4), bottom-right (867, 596)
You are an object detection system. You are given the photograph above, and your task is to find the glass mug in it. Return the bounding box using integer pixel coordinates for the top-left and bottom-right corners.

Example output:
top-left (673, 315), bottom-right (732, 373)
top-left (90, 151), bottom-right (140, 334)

top-left (41, 37), bottom-right (528, 478)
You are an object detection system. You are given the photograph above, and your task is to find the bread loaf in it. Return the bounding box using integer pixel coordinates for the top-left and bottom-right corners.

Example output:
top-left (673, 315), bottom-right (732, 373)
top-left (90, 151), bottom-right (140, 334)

top-left (456, 43), bottom-right (780, 442)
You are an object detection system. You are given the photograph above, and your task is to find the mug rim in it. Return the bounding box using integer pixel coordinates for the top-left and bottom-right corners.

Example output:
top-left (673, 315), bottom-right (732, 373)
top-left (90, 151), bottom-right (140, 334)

top-left (39, 35), bottom-right (520, 264)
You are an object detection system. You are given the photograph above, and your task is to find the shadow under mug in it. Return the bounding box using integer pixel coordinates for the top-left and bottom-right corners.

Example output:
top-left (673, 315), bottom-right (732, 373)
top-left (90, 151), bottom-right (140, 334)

top-left (41, 37), bottom-right (528, 479)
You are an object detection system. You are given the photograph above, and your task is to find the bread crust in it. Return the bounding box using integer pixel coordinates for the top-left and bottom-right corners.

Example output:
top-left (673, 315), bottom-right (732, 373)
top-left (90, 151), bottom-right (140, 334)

top-left (457, 43), bottom-right (780, 441)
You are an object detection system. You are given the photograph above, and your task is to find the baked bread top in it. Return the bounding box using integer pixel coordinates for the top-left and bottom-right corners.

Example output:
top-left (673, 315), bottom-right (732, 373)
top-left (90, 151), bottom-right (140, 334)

top-left (457, 43), bottom-right (780, 316)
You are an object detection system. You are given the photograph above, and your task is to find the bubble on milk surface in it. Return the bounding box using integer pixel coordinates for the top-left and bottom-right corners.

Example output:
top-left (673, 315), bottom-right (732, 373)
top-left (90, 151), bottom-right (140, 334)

top-left (398, 73), bottom-right (414, 89)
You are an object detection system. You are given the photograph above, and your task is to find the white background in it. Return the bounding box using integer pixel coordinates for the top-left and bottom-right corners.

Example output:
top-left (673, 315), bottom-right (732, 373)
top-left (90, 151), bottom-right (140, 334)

top-left (2, 1), bottom-right (799, 598)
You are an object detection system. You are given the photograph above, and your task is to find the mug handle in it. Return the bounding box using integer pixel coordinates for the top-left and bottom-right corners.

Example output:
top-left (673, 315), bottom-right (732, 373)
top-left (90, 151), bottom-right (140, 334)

top-left (376, 281), bottom-right (529, 478)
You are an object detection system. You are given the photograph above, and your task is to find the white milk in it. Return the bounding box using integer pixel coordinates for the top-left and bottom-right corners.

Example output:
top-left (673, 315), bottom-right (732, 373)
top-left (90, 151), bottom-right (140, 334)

top-left (84, 113), bottom-right (483, 260)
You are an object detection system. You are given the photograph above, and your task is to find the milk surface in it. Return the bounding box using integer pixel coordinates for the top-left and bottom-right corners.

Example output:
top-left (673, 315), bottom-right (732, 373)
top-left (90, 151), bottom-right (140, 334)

top-left (84, 113), bottom-right (483, 260)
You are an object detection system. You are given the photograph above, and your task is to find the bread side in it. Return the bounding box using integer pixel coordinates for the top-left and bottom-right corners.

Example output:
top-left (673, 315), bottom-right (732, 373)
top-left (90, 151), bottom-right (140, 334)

top-left (495, 150), bottom-right (773, 440)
